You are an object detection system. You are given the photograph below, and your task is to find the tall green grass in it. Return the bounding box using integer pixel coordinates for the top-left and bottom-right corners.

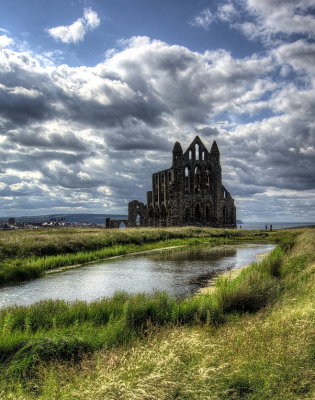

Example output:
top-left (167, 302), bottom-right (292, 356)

top-left (0, 237), bottom-right (224, 286)
top-left (0, 229), bottom-right (313, 399)
top-left (0, 227), bottom-right (240, 262)
top-left (0, 227), bottom-right (297, 286)
top-left (0, 244), bottom-right (289, 380)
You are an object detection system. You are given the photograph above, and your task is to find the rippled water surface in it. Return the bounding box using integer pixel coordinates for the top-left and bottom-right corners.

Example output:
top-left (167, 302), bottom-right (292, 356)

top-left (0, 243), bottom-right (275, 307)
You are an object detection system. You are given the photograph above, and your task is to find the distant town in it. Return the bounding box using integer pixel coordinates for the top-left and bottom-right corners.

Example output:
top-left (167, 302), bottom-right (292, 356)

top-left (0, 214), bottom-right (128, 230)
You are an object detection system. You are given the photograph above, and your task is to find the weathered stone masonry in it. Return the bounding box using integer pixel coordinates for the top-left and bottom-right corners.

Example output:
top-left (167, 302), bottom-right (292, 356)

top-left (128, 136), bottom-right (236, 228)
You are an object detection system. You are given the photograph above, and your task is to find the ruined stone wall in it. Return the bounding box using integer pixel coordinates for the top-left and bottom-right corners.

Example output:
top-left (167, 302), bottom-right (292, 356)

top-left (128, 136), bottom-right (236, 228)
top-left (128, 200), bottom-right (146, 227)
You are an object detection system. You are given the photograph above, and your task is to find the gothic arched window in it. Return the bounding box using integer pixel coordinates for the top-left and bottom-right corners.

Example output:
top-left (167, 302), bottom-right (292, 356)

top-left (184, 167), bottom-right (190, 193)
top-left (195, 144), bottom-right (199, 160)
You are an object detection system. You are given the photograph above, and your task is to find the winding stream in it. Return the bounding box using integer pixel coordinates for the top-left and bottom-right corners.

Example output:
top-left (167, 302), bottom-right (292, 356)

top-left (0, 243), bottom-right (275, 307)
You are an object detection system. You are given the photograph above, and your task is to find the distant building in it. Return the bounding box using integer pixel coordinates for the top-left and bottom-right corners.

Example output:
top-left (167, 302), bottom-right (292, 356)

top-left (105, 218), bottom-right (129, 229)
top-left (128, 136), bottom-right (236, 228)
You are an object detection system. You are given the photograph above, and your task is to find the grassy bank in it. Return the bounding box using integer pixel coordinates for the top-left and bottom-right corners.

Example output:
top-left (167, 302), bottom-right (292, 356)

top-left (0, 228), bottom-right (313, 399)
top-left (0, 227), bottom-right (291, 286)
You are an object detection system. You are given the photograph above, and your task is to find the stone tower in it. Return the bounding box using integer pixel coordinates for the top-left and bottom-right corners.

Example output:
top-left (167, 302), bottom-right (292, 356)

top-left (128, 136), bottom-right (236, 228)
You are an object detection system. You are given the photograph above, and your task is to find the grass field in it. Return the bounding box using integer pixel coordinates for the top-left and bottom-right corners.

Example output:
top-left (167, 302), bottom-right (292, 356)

top-left (0, 226), bottom-right (292, 286)
top-left (0, 227), bottom-right (314, 399)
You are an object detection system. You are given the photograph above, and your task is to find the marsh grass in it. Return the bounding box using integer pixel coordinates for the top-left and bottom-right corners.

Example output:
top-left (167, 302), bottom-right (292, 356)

top-left (0, 243), bottom-right (291, 380)
top-left (0, 226), bottom-right (294, 286)
top-left (0, 228), bottom-right (313, 399)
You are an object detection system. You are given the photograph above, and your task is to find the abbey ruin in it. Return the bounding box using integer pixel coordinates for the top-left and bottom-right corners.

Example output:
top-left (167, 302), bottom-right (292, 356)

top-left (128, 136), bottom-right (236, 228)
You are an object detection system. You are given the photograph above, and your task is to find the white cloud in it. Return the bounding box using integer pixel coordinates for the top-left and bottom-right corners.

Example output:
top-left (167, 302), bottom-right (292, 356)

top-left (273, 40), bottom-right (315, 76)
top-left (190, 8), bottom-right (214, 30)
top-left (47, 8), bottom-right (100, 44)
top-left (244, 0), bottom-right (315, 37)
top-left (215, 0), bottom-right (315, 43)
top-left (0, 34), bottom-right (13, 48)
top-left (83, 8), bottom-right (101, 29)
top-left (0, 36), bottom-right (314, 219)
top-left (217, 3), bottom-right (239, 22)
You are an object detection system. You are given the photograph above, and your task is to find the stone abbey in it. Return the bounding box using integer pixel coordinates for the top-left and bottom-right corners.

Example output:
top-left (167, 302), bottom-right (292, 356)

top-left (128, 136), bottom-right (236, 228)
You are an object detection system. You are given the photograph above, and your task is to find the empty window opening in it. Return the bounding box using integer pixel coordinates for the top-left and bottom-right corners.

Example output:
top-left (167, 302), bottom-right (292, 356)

top-left (202, 151), bottom-right (205, 160)
top-left (184, 167), bottom-right (190, 193)
top-left (189, 150), bottom-right (192, 160)
top-left (195, 144), bottom-right (199, 160)
top-left (135, 214), bottom-right (141, 226)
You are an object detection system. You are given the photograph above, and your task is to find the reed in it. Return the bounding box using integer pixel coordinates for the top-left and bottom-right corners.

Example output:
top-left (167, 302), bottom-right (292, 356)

top-left (0, 236), bottom-right (294, 379)
top-left (0, 228), bottom-right (313, 399)
top-left (0, 227), bottom-right (296, 287)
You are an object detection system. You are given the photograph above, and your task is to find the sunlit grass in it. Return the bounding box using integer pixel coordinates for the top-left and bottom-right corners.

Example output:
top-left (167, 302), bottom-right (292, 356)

top-left (0, 228), bottom-right (313, 399)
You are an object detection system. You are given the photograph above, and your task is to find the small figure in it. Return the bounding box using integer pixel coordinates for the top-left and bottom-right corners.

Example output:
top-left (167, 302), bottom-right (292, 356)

top-left (265, 224), bottom-right (268, 231)
top-left (270, 224), bottom-right (272, 231)
top-left (239, 225), bottom-right (242, 229)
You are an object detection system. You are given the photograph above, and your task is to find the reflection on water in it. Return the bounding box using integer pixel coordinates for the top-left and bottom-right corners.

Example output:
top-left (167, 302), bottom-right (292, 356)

top-left (0, 243), bottom-right (275, 308)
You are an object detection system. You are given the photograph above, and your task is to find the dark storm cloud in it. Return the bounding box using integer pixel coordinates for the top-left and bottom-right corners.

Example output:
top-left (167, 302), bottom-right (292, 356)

top-left (106, 126), bottom-right (170, 151)
top-left (40, 168), bottom-right (103, 189)
top-left (0, 38), bottom-right (274, 135)
top-left (0, 88), bottom-right (52, 125)
top-left (60, 90), bottom-right (167, 129)
top-left (8, 130), bottom-right (87, 151)
top-left (0, 182), bottom-right (45, 197)
top-left (0, 149), bottom-right (87, 171)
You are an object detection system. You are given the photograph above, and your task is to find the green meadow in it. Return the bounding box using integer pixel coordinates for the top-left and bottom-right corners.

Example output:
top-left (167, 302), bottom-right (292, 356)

top-left (0, 227), bottom-right (313, 399)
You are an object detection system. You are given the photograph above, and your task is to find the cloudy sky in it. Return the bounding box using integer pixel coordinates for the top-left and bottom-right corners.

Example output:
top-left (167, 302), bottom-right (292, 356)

top-left (0, 0), bottom-right (314, 221)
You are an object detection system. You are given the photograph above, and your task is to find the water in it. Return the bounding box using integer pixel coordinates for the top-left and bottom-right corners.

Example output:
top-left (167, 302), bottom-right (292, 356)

top-left (0, 243), bottom-right (275, 308)
top-left (237, 222), bottom-right (315, 230)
